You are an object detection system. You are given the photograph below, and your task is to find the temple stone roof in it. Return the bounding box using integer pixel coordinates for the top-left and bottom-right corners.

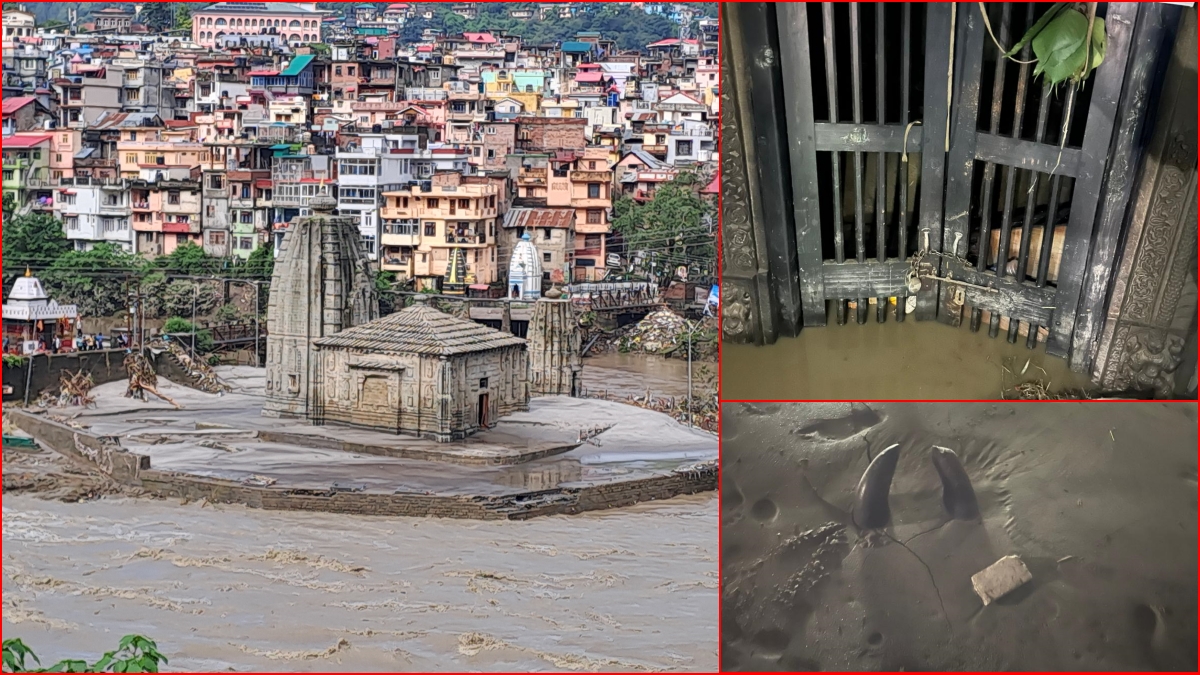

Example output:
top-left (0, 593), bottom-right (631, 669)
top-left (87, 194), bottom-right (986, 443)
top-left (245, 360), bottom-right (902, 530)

top-left (313, 301), bottom-right (526, 356)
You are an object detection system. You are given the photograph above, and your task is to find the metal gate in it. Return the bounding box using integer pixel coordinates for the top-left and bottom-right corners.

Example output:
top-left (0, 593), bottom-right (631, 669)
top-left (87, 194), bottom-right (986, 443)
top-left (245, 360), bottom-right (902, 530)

top-left (727, 2), bottom-right (1181, 372)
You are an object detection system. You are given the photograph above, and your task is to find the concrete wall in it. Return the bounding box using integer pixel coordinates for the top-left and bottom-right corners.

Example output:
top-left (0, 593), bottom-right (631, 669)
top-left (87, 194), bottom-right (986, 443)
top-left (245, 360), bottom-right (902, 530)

top-left (5, 409), bottom-right (717, 521)
top-left (2, 349), bottom-right (128, 403)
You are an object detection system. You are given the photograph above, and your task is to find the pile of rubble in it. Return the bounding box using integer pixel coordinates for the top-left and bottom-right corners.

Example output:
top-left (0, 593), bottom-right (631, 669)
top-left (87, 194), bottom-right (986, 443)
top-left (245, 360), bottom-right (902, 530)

top-left (123, 352), bottom-right (181, 409)
top-left (34, 369), bottom-right (97, 409)
top-left (591, 311), bottom-right (718, 360)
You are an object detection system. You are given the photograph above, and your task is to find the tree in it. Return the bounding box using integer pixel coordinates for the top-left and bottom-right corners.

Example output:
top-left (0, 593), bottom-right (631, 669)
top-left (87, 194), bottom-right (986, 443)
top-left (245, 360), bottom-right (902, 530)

top-left (40, 243), bottom-right (146, 317)
top-left (2, 213), bottom-right (71, 275)
top-left (612, 174), bottom-right (715, 283)
top-left (173, 4), bottom-right (192, 31)
top-left (400, 15), bottom-right (430, 44)
top-left (153, 241), bottom-right (223, 276)
top-left (138, 2), bottom-right (173, 31)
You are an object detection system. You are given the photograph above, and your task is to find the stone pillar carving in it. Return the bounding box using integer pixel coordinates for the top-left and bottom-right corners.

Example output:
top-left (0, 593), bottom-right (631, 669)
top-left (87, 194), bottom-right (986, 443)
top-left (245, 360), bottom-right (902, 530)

top-left (720, 4), bottom-right (779, 345)
top-left (527, 299), bottom-right (582, 397)
top-left (1093, 9), bottom-right (1198, 398)
top-left (263, 195), bottom-right (379, 417)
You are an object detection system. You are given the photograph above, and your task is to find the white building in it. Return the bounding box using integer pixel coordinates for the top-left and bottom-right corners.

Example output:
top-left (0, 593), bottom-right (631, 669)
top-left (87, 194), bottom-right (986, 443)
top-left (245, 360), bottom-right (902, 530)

top-left (55, 178), bottom-right (133, 251)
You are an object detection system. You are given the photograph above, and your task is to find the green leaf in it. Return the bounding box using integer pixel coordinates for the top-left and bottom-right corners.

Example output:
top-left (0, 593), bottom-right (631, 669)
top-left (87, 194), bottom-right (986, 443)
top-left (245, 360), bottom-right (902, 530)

top-left (1086, 16), bottom-right (1107, 77)
top-left (1004, 2), bottom-right (1066, 57)
top-left (1031, 7), bottom-right (1089, 85)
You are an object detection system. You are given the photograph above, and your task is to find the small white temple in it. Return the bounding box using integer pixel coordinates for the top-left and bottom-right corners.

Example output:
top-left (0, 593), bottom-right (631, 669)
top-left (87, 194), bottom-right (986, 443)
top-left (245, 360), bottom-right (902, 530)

top-left (3, 269), bottom-right (79, 353)
top-left (507, 232), bottom-right (543, 300)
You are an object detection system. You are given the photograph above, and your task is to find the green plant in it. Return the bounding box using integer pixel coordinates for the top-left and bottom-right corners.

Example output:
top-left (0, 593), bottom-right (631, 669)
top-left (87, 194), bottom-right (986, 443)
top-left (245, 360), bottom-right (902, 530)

top-left (3, 354), bottom-right (27, 367)
top-left (2, 635), bottom-right (168, 673)
top-left (988, 2), bottom-right (1106, 88)
top-left (162, 317), bottom-right (213, 352)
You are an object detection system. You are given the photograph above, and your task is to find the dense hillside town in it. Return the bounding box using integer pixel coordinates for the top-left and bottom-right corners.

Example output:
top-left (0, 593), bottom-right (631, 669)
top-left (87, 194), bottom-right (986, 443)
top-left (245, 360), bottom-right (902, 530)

top-left (2, 2), bottom-right (718, 297)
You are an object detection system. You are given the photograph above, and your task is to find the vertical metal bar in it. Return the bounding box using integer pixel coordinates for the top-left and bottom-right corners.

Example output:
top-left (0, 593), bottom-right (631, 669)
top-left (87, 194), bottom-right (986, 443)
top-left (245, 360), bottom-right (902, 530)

top-left (875, 2), bottom-right (887, 323)
top-left (896, 3), bottom-right (912, 322)
top-left (1072, 2), bottom-right (1173, 370)
top-left (850, 2), bottom-right (867, 323)
top-left (1037, 84), bottom-right (1076, 290)
top-left (915, 2), bottom-right (953, 321)
top-left (937, 2), bottom-right (985, 326)
top-left (743, 3), bottom-right (803, 337)
top-left (998, 5), bottom-right (1034, 343)
top-left (1021, 80), bottom-right (1055, 349)
top-left (778, 3), bottom-right (830, 327)
top-left (821, 3), bottom-right (847, 325)
top-left (972, 3), bottom-right (1011, 334)
top-left (1049, 2), bottom-right (1139, 359)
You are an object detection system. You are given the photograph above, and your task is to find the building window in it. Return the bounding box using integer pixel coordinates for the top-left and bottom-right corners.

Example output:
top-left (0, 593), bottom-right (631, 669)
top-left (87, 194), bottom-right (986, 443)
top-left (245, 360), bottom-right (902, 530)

top-left (126, 154), bottom-right (138, 164)
top-left (585, 234), bottom-right (602, 248)
top-left (542, 228), bottom-right (552, 241)
top-left (168, 191), bottom-right (180, 204)
top-left (60, 193), bottom-right (76, 205)
top-left (348, 66), bottom-right (356, 76)
top-left (361, 234), bottom-right (376, 254)
top-left (335, 66), bottom-right (342, 75)
top-left (209, 231), bottom-right (226, 245)
top-left (458, 199), bottom-right (469, 209)
top-left (240, 211), bottom-right (253, 224)
top-left (543, 252), bottom-right (552, 263)
top-left (587, 209), bottom-right (602, 224)
top-left (588, 183), bottom-right (601, 199)
top-left (589, 161), bottom-right (597, 170)
top-left (427, 198), bottom-right (439, 209)
top-left (423, 222), bottom-right (436, 236)
top-left (238, 236), bottom-right (254, 250)
top-left (55, 153), bottom-right (63, 162)
top-left (64, 216), bottom-right (79, 230)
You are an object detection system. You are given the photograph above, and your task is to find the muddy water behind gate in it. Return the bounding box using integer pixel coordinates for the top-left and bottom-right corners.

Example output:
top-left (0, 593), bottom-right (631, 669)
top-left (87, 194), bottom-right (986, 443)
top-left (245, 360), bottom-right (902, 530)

top-left (721, 317), bottom-right (1097, 399)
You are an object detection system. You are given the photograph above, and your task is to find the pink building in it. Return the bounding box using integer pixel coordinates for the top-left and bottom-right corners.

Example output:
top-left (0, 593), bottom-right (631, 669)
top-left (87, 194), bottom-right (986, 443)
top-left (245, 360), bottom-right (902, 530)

top-left (192, 2), bottom-right (326, 49)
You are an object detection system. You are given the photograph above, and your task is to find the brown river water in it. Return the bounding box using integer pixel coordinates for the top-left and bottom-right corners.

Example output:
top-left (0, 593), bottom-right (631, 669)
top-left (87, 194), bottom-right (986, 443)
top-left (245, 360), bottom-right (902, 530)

top-left (3, 356), bottom-right (718, 672)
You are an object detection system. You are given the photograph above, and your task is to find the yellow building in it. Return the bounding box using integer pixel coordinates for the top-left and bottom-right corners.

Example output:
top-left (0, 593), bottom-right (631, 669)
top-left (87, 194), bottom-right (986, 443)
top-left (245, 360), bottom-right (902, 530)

top-left (379, 172), bottom-right (500, 291)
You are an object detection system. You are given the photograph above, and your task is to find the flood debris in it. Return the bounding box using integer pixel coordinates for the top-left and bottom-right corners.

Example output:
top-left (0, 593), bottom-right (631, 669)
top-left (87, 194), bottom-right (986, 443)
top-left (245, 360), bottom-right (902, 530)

top-left (122, 352), bottom-right (181, 409)
top-left (33, 369), bottom-right (97, 409)
top-left (971, 554), bottom-right (1033, 606)
top-left (588, 310), bottom-right (718, 360)
top-left (148, 338), bottom-right (231, 394)
top-left (240, 474), bottom-right (276, 487)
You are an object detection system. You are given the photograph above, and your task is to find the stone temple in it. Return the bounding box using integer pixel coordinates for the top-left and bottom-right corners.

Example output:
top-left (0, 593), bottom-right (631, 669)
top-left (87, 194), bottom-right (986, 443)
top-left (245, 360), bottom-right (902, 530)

top-left (263, 195), bottom-right (380, 418)
top-left (263, 196), bottom-right (579, 441)
top-left (311, 297), bottom-right (529, 441)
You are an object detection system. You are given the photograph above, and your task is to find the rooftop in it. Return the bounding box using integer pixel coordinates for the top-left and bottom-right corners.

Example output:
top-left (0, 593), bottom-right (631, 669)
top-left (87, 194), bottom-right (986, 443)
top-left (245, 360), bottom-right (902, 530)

top-left (195, 2), bottom-right (326, 14)
top-left (313, 302), bottom-right (526, 356)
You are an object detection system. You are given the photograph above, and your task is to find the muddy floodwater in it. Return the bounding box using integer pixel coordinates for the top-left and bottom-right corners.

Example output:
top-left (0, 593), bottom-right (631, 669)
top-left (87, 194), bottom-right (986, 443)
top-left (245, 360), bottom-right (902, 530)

top-left (582, 353), bottom-right (714, 399)
top-left (3, 494), bottom-right (717, 671)
top-left (722, 402), bottom-right (1197, 671)
top-left (721, 318), bottom-right (1097, 399)
top-left (3, 354), bottom-right (717, 671)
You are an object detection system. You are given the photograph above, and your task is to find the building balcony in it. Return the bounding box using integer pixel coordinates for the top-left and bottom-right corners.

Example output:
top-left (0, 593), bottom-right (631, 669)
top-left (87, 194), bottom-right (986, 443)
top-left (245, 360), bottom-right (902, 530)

top-left (443, 233), bottom-right (487, 246)
top-left (381, 232), bottom-right (419, 246)
top-left (570, 171), bottom-right (612, 182)
top-left (230, 197), bottom-right (255, 208)
top-left (380, 257), bottom-right (413, 275)
top-left (575, 246), bottom-right (603, 257)
top-left (132, 201), bottom-right (151, 211)
top-left (572, 197), bottom-right (610, 209)
top-left (99, 203), bottom-right (130, 215)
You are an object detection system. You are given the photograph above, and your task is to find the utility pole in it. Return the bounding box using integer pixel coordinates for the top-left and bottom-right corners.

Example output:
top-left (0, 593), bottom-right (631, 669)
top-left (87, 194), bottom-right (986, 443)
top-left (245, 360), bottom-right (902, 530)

top-left (686, 319), bottom-right (693, 428)
top-left (191, 283), bottom-right (198, 353)
top-left (254, 280), bottom-right (262, 368)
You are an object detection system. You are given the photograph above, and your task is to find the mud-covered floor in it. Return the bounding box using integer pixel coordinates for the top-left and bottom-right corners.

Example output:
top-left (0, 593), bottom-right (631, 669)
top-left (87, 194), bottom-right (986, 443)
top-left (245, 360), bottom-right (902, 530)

top-left (721, 402), bottom-right (1198, 671)
top-left (721, 318), bottom-right (1097, 399)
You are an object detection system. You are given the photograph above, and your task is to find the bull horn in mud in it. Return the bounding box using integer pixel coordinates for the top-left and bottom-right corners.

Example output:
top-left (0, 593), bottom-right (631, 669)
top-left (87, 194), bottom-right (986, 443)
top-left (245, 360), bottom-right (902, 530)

top-left (853, 443), bottom-right (900, 529)
top-left (931, 446), bottom-right (981, 521)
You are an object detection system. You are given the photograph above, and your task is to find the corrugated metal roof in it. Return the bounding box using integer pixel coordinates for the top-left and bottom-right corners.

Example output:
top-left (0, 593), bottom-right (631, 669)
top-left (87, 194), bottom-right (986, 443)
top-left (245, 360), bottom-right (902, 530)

top-left (503, 207), bottom-right (575, 230)
top-left (313, 302), bottom-right (526, 356)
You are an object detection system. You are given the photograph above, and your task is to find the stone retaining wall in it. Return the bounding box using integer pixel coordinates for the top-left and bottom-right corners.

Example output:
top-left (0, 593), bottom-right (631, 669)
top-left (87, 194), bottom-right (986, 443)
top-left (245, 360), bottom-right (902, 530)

top-left (6, 409), bottom-right (716, 520)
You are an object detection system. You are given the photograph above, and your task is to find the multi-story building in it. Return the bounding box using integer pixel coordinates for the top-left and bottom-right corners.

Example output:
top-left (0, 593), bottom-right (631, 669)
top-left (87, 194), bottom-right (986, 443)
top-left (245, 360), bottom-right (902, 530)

top-left (56, 174), bottom-right (134, 252)
top-left (3, 133), bottom-right (51, 213)
top-left (192, 2), bottom-right (327, 49)
top-left (379, 172), bottom-right (499, 291)
top-left (335, 131), bottom-right (424, 260)
top-left (130, 170), bottom-right (203, 257)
